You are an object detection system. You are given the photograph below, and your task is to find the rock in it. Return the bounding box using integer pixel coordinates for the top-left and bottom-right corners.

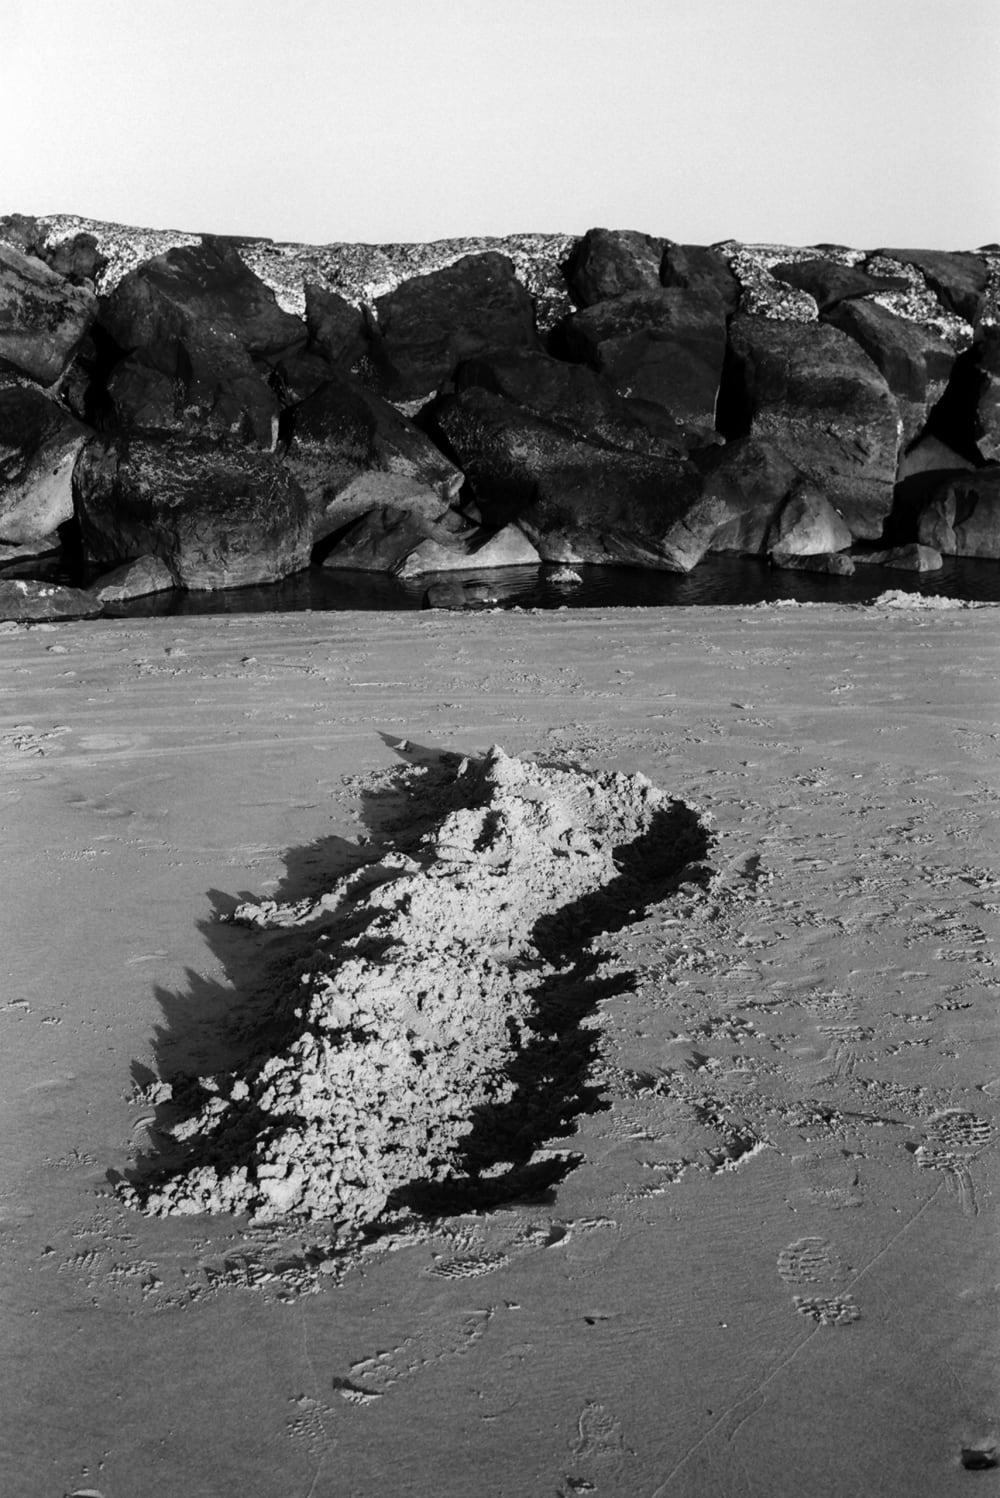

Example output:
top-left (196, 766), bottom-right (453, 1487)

top-left (373, 252), bottom-right (539, 402)
top-left (304, 281), bottom-right (370, 369)
top-left (548, 565), bottom-right (582, 584)
top-left (427, 386), bottom-right (720, 569)
top-left (720, 315), bottom-right (899, 539)
top-left (74, 433), bottom-right (313, 590)
top-left (0, 578), bottom-right (102, 621)
top-left (0, 536), bottom-right (62, 566)
top-left (971, 327), bottom-right (1000, 462)
top-left (47, 232), bottom-right (107, 287)
top-left (319, 504), bottom-right (474, 573)
top-left (697, 437), bottom-right (802, 554)
top-left (98, 237), bottom-right (306, 446)
top-left (106, 344), bottom-right (280, 448)
top-left (90, 554), bottom-right (176, 602)
top-left (770, 550), bottom-right (856, 576)
top-left (0, 243), bottom-right (97, 385)
top-left (395, 523), bottom-right (540, 578)
top-left (561, 228), bottom-right (665, 307)
top-left (100, 236), bottom-right (306, 362)
top-left (771, 257), bottom-right (908, 312)
top-left (552, 288), bottom-right (728, 432)
top-left (767, 481), bottom-right (854, 556)
top-left (284, 372), bottom-right (463, 541)
top-left (851, 543), bottom-right (943, 572)
top-left (450, 348), bottom-right (697, 456)
top-left (0, 382), bottom-right (90, 543)
top-left (823, 297), bottom-right (955, 450)
top-left (916, 467), bottom-right (1000, 558)
top-left (871, 248), bottom-right (990, 325)
top-left (659, 243), bottom-right (740, 314)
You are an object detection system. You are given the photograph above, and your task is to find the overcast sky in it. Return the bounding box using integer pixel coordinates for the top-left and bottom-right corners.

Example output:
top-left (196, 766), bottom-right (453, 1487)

top-left (2, 0), bottom-right (996, 249)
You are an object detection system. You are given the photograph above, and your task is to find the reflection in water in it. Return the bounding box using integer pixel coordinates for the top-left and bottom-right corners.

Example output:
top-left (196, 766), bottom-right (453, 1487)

top-left (97, 553), bottom-right (1000, 618)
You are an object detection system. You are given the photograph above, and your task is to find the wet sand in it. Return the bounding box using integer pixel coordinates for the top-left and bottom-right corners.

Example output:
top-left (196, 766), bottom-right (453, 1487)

top-left (2, 601), bottom-right (998, 1496)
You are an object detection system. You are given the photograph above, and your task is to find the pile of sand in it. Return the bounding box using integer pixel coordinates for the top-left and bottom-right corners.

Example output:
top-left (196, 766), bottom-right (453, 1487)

top-left (123, 746), bottom-right (710, 1226)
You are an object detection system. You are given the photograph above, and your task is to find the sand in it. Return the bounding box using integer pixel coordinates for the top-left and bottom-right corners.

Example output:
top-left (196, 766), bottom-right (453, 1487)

top-left (2, 599), bottom-right (998, 1496)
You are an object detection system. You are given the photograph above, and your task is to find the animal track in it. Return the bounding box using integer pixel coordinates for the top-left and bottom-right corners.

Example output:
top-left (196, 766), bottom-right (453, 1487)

top-left (776, 1237), bottom-right (842, 1286)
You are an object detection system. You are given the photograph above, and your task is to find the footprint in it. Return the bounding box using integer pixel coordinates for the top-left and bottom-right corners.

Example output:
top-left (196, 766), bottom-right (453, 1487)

top-left (793, 1294), bottom-right (860, 1326)
top-left (339, 1306), bottom-right (495, 1400)
top-left (776, 1237), bottom-right (842, 1287)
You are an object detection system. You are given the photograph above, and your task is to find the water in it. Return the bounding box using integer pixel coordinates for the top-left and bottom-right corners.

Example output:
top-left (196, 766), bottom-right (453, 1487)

top-left (94, 553), bottom-right (1000, 617)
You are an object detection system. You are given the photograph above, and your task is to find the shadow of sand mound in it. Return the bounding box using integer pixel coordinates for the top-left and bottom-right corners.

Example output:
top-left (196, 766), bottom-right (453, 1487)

top-left (117, 743), bottom-right (713, 1230)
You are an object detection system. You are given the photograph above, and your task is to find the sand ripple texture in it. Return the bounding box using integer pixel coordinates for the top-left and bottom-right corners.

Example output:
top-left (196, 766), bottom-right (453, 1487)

top-left (122, 746), bottom-right (708, 1225)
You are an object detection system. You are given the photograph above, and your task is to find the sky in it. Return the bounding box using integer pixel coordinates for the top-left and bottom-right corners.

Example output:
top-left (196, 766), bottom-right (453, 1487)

top-left (2, 0), bottom-right (997, 250)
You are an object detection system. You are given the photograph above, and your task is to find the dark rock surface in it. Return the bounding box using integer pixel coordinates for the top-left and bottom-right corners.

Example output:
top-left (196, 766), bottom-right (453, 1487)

top-left (822, 298), bottom-right (956, 452)
top-left (561, 228), bottom-right (666, 307)
top-left (428, 386), bottom-right (719, 569)
top-left (283, 372), bottom-right (462, 541)
top-left (659, 244), bottom-right (740, 315)
top-left (720, 316), bottom-right (899, 539)
top-left (553, 287), bottom-right (728, 434)
top-left (373, 252), bottom-right (539, 402)
top-left (75, 433), bottom-right (313, 589)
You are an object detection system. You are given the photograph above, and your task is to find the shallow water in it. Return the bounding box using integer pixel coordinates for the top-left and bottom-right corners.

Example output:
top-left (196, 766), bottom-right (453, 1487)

top-left (98, 552), bottom-right (1000, 617)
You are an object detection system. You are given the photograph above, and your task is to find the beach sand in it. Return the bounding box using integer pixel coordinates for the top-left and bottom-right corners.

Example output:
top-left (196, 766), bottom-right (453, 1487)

top-left (2, 600), bottom-right (998, 1497)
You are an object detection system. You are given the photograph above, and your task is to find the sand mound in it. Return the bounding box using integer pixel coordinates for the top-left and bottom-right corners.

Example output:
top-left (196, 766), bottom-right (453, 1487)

top-left (122, 747), bottom-right (710, 1226)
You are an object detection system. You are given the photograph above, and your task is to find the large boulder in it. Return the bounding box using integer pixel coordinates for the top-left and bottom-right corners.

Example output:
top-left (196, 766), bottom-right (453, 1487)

top-left (916, 468), bottom-right (1000, 558)
top-left (449, 348), bottom-right (698, 457)
top-left (373, 252), bottom-right (539, 403)
top-left (822, 297), bottom-right (955, 451)
top-left (0, 579), bottom-right (102, 621)
top-left (0, 243), bottom-right (97, 385)
top-left (106, 342), bottom-right (280, 448)
top-left (767, 482), bottom-right (853, 556)
top-left (659, 244), bottom-right (740, 315)
top-left (98, 237), bottom-right (306, 446)
top-left (283, 372), bottom-right (463, 541)
top-left (427, 386), bottom-right (721, 569)
top-left (0, 382), bottom-right (90, 543)
top-left (720, 315), bottom-right (900, 539)
top-left (552, 287), bottom-right (728, 433)
top-left (561, 228), bottom-right (665, 307)
top-left (697, 436), bottom-right (802, 554)
top-left (74, 433), bottom-right (313, 590)
top-left (770, 258), bottom-right (908, 312)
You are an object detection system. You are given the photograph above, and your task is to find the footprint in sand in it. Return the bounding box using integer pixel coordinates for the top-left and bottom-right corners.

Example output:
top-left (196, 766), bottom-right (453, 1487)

top-left (778, 1237), bottom-right (858, 1324)
top-left (776, 1236), bottom-right (843, 1287)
